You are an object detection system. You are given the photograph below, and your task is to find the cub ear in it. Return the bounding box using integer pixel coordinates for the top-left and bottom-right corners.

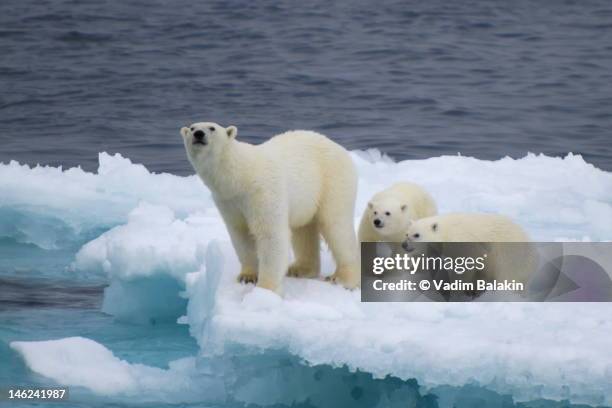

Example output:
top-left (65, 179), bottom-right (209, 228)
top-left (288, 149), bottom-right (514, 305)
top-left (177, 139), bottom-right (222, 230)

top-left (226, 125), bottom-right (238, 139)
top-left (368, 202), bottom-right (373, 209)
top-left (401, 204), bottom-right (407, 212)
top-left (431, 222), bottom-right (438, 232)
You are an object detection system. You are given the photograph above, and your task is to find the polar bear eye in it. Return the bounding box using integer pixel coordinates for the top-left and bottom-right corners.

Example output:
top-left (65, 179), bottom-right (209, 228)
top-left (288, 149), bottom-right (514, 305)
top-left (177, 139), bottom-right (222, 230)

top-left (209, 127), bottom-right (215, 131)
top-left (413, 233), bottom-right (420, 239)
top-left (190, 127), bottom-right (195, 131)
top-left (385, 211), bottom-right (391, 216)
top-left (373, 211), bottom-right (378, 215)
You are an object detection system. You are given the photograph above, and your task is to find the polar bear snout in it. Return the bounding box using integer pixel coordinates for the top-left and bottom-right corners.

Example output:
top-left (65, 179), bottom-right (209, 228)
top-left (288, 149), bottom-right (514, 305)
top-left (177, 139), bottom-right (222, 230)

top-left (373, 218), bottom-right (383, 228)
top-left (180, 125), bottom-right (208, 147)
top-left (192, 129), bottom-right (207, 145)
top-left (401, 240), bottom-right (415, 253)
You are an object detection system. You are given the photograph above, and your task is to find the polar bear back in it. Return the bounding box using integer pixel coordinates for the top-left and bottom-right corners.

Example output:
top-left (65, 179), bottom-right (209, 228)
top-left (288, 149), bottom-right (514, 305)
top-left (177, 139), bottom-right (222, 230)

top-left (261, 130), bottom-right (357, 228)
top-left (413, 213), bottom-right (531, 242)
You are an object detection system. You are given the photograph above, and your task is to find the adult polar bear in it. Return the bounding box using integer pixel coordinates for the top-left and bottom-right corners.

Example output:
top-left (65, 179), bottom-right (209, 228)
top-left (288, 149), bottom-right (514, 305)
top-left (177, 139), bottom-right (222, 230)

top-left (181, 122), bottom-right (360, 294)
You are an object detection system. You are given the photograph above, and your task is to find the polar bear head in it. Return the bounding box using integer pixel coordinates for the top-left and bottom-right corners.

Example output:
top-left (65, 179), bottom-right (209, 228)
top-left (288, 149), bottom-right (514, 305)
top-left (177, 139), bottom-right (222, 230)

top-left (404, 218), bottom-right (440, 243)
top-left (180, 122), bottom-right (237, 166)
top-left (366, 197), bottom-right (411, 238)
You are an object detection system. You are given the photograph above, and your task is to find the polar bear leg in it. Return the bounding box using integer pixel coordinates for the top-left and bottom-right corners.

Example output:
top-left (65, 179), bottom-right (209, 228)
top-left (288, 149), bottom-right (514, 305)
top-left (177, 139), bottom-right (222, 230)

top-left (319, 196), bottom-right (361, 289)
top-left (216, 201), bottom-right (259, 284)
top-left (288, 221), bottom-right (320, 278)
top-left (320, 219), bottom-right (360, 288)
top-left (226, 223), bottom-right (258, 284)
top-left (242, 193), bottom-right (289, 294)
top-left (255, 227), bottom-right (290, 294)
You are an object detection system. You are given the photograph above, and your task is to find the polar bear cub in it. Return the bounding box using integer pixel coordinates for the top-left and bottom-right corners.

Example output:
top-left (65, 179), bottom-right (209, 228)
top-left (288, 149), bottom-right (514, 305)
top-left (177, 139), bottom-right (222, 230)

top-left (403, 213), bottom-right (537, 284)
top-left (181, 122), bottom-right (360, 294)
top-left (404, 213), bottom-right (530, 243)
top-left (358, 182), bottom-right (437, 242)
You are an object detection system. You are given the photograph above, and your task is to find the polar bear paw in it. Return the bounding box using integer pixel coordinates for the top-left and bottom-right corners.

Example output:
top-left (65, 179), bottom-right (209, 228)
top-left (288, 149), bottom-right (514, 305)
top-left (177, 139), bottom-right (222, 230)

top-left (287, 263), bottom-right (319, 279)
top-left (326, 265), bottom-right (361, 289)
top-left (237, 266), bottom-right (258, 284)
top-left (256, 275), bottom-right (282, 295)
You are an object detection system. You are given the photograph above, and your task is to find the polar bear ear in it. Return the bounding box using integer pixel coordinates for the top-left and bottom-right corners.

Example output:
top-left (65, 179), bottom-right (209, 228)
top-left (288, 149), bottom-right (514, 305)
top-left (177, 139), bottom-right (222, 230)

top-left (368, 202), bottom-right (373, 209)
top-left (226, 126), bottom-right (238, 139)
top-left (431, 222), bottom-right (438, 232)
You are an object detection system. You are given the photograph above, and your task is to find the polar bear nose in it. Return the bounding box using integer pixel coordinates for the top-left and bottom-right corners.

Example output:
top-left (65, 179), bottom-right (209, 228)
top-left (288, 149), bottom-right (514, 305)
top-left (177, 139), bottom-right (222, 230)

top-left (401, 240), bottom-right (415, 253)
top-left (193, 130), bottom-right (205, 140)
top-left (373, 218), bottom-right (383, 228)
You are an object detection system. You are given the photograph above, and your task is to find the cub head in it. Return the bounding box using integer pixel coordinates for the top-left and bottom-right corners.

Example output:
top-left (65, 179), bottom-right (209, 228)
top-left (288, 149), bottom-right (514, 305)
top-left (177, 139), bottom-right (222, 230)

top-left (366, 197), bottom-right (411, 238)
top-left (404, 218), bottom-right (440, 244)
top-left (180, 122), bottom-right (237, 165)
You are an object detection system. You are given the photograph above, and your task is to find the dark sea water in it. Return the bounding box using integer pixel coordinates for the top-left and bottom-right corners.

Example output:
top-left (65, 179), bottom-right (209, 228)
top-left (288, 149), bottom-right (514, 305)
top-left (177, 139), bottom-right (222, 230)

top-left (1, 0), bottom-right (612, 174)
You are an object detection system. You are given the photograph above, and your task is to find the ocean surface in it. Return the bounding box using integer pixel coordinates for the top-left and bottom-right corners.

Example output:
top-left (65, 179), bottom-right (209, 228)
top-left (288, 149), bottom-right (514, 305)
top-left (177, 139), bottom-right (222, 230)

top-left (1, 0), bottom-right (612, 174)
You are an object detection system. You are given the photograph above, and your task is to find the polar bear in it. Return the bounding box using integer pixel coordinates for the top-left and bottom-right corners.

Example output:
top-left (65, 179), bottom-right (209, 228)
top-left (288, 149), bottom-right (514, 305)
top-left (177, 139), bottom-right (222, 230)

top-left (402, 213), bottom-right (537, 285)
top-left (181, 122), bottom-right (360, 294)
top-left (358, 182), bottom-right (437, 242)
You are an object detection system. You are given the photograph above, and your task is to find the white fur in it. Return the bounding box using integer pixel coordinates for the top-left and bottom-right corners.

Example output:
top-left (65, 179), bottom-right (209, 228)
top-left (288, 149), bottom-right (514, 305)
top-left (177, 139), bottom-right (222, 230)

top-left (181, 122), bottom-right (360, 294)
top-left (404, 213), bottom-right (537, 284)
top-left (358, 182), bottom-right (437, 242)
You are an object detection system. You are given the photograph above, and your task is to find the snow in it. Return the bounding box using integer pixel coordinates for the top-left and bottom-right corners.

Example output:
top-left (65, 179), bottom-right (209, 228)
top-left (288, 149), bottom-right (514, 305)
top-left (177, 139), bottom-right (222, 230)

top-left (0, 153), bottom-right (208, 249)
top-left (9, 337), bottom-right (210, 402)
top-left (185, 242), bottom-right (612, 405)
top-left (73, 202), bottom-right (228, 281)
top-left (3, 151), bottom-right (612, 405)
top-left (2, 149), bottom-right (610, 251)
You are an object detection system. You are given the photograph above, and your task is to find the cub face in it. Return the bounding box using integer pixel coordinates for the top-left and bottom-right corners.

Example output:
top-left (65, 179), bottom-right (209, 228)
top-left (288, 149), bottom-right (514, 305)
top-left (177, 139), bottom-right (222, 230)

top-left (180, 122), bottom-right (237, 164)
top-left (404, 219), bottom-right (440, 243)
top-left (366, 198), bottom-right (410, 238)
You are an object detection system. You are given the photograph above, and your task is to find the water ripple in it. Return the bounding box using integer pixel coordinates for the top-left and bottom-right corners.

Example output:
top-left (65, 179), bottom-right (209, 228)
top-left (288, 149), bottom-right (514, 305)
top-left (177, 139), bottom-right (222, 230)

top-left (0, 0), bottom-right (611, 174)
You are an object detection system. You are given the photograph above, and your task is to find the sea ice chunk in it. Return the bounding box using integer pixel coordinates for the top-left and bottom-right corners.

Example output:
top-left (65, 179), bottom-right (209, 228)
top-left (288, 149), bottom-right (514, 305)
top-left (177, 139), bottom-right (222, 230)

top-left (10, 337), bottom-right (202, 398)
